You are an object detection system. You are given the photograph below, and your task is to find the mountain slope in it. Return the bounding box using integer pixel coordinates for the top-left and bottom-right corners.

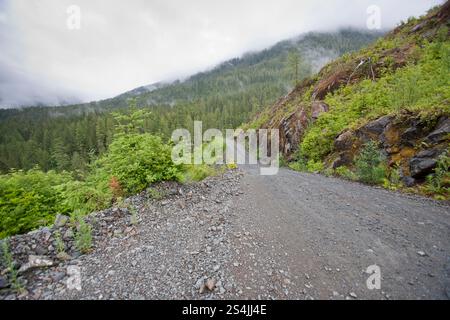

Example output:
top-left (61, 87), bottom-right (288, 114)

top-left (0, 29), bottom-right (381, 173)
top-left (114, 29), bottom-right (380, 107)
top-left (247, 2), bottom-right (450, 198)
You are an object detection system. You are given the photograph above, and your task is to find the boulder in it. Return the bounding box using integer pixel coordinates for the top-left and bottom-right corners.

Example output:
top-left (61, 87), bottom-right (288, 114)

top-left (279, 107), bottom-right (309, 156)
top-left (18, 255), bottom-right (53, 273)
top-left (410, 21), bottom-right (427, 33)
top-left (328, 112), bottom-right (448, 187)
top-left (54, 214), bottom-right (69, 228)
top-left (425, 118), bottom-right (450, 143)
top-left (34, 245), bottom-right (47, 256)
top-left (334, 131), bottom-right (354, 151)
top-left (401, 125), bottom-right (423, 145)
top-left (401, 176), bottom-right (416, 188)
top-left (56, 252), bottom-right (72, 261)
top-left (415, 148), bottom-right (441, 159)
top-left (409, 147), bottom-right (445, 178)
top-left (332, 152), bottom-right (353, 169)
top-left (0, 276), bottom-right (8, 289)
top-left (63, 229), bottom-right (74, 240)
top-left (363, 116), bottom-right (393, 135)
top-left (410, 158), bottom-right (437, 178)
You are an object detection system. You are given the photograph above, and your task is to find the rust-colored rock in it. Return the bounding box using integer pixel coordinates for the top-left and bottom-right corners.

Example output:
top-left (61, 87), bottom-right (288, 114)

top-left (270, 101), bottom-right (331, 159)
top-left (329, 113), bottom-right (449, 186)
top-left (334, 131), bottom-right (354, 151)
top-left (279, 108), bottom-right (309, 155)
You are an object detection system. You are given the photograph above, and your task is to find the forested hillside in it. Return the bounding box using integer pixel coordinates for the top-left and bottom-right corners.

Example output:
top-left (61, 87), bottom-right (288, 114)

top-left (0, 29), bottom-right (381, 174)
top-left (247, 3), bottom-right (450, 199)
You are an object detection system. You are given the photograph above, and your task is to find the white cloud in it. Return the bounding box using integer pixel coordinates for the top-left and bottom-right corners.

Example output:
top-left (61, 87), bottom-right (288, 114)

top-left (0, 0), bottom-right (444, 107)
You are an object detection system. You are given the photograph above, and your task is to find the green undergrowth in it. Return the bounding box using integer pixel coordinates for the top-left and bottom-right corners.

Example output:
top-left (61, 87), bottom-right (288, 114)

top-left (300, 40), bottom-right (450, 163)
top-left (0, 110), bottom-right (223, 238)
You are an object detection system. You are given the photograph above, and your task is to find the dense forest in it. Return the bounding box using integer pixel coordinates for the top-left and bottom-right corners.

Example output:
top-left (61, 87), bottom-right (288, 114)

top-left (0, 29), bottom-right (381, 174)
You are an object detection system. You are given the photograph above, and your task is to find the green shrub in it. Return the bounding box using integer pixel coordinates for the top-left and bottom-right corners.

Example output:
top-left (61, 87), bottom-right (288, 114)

top-left (181, 164), bottom-right (219, 182)
top-left (147, 188), bottom-right (165, 200)
top-left (59, 170), bottom-right (112, 216)
top-left (386, 167), bottom-right (402, 189)
top-left (227, 162), bottom-right (238, 170)
top-left (335, 166), bottom-right (357, 180)
top-left (74, 217), bottom-right (92, 254)
top-left (354, 141), bottom-right (386, 184)
top-left (1, 239), bottom-right (21, 290)
top-left (306, 160), bottom-right (324, 173)
top-left (129, 205), bottom-right (138, 225)
top-left (0, 169), bottom-right (72, 238)
top-left (97, 133), bottom-right (182, 195)
top-left (288, 156), bottom-right (324, 173)
top-left (54, 231), bottom-right (66, 254)
top-left (288, 151), bottom-right (308, 172)
top-left (0, 111), bottom-right (185, 238)
top-left (288, 162), bottom-right (306, 172)
top-left (426, 151), bottom-right (450, 197)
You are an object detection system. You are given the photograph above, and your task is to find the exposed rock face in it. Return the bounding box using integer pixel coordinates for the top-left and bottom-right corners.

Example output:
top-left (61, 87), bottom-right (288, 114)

top-left (54, 214), bottom-right (69, 228)
top-left (328, 112), bottom-right (449, 185)
top-left (410, 158), bottom-right (438, 178)
top-left (18, 255), bottom-right (54, 273)
top-left (364, 115), bottom-right (393, 136)
top-left (279, 107), bottom-right (309, 156)
top-left (425, 118), bottom-right (450, 144)
top-left (409, 148), bottom-right (446, 178)
top-left (276, 101), bottom-right (330, 158)
top-left (311, 101), bottom-right (329, 120)
top-left (334, 131), bottom-right (354, 151)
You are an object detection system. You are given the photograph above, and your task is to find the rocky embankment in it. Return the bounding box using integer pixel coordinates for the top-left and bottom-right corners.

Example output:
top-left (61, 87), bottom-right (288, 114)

top-left (330, 113), bottom-right (449, 186)
top-left (0, 170), bottom-right (243, 300)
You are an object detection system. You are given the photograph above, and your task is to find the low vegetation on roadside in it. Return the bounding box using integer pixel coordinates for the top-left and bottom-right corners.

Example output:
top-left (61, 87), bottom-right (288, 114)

top-left (0, 108), bottom-right (221, 238)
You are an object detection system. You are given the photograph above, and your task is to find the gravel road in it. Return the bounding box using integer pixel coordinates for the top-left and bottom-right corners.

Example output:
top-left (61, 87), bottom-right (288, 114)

top-left (4, 166), bottom-right (449, 300)
top-left (230, 165), bottom-right (450, 300)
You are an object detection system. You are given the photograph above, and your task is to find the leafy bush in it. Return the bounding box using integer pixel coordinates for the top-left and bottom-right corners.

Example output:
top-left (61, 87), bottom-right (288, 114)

top-left (288, 161), bottom-right (306, 172)
top-left (354, 141), bottom-right (386, 184)
top-left (181, 164), bottom-right (220, 182)
top-left (306, 160), bottom-right (324, 173)
top-left (74, 217), bottom-right (93, 254)
top-left (1, 239), bottom-right (22, 290)
top-left (0, 108), bottom-right (188, 238)
top-left (288, 151), bottom-right (308, 172)
top-left (383, 167), bottom-right (402, 190)
top-left (335, 166), bottom-right (357, 180)
top-left (147, 188), bottom-right (165, 200)
top-left (0, 169), bottom-right (72, 238)
top-left (54, 231), bottom-right (66, 254)
top-left (426, 151), bottom-right (450, 198)
top-left (227, 163), bottom-right (238, 170)
top-left (97, 133), bottom-right (182, 195)
top-left (59, 169), bottom-right (112, 216)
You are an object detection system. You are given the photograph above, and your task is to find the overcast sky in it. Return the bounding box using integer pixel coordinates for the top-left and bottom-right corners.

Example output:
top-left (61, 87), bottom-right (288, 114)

top-left (0, 0), bottom-right (444, 107)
